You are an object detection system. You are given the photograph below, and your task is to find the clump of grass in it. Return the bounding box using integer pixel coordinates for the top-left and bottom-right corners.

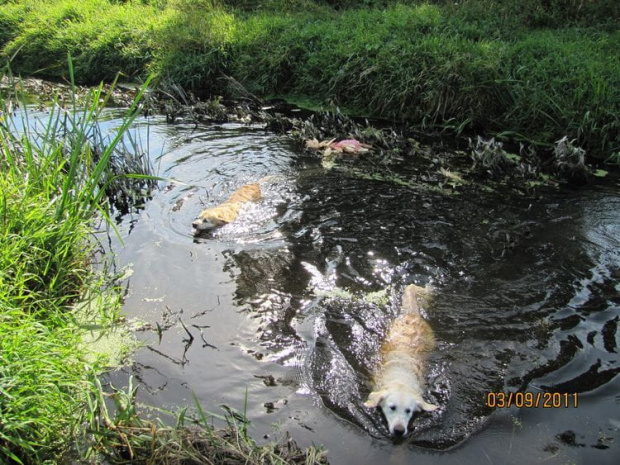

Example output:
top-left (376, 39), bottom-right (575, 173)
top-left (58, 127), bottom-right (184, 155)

top-left (85, 378), bottom-right (329, 464)
top-left (0, 312), bottom-right (88, 462)
top-left (0, 68), bottom-right (146, 314)
top-left (469, 136), bottom-right (521, 178)
top-left (553, 135), bottom-right (590, 181)
top-left (0, 62), bottom-right (149, 462)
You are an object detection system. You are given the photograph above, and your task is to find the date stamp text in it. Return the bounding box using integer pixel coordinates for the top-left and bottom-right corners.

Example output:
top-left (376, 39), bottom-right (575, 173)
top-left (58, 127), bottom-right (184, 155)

top-left (486, 392), bottom-right (579, 408)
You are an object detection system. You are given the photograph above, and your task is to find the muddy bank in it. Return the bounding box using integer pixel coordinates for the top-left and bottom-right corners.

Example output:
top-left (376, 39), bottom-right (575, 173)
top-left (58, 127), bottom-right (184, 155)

top-left (151, 83), bottom-right (610, 193)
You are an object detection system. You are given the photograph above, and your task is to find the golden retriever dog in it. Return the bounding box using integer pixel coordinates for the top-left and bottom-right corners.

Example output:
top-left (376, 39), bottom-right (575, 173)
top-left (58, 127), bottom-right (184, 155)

top-left (364, 284), bottom-right (437, 437)
top-left (192, 182), bottom-right (262, 233)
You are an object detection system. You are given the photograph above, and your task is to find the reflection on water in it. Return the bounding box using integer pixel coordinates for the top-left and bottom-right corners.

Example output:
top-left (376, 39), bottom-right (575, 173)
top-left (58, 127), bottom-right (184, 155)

top-left (106, 119), bottom-right (619, 464)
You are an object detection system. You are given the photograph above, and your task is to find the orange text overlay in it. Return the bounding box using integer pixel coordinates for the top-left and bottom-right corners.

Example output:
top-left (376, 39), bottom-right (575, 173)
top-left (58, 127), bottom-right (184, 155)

top-left (485, 392), bottom-right (579, 408)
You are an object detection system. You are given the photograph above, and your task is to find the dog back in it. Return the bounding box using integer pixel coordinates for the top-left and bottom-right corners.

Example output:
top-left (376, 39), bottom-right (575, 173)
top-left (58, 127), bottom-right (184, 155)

top-left (364, 283), bottom-right (438, 433)
top-left (382, 284), bottom-right (435, 355)
top-left (226, 183), bottom-right (261, 204)
top-left (197, 202), bottom-right (243, 225)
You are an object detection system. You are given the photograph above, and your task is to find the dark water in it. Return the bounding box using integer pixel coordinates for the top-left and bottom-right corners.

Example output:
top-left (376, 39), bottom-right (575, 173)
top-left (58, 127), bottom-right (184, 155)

top-left (105, 117), bottom-right (620, 464)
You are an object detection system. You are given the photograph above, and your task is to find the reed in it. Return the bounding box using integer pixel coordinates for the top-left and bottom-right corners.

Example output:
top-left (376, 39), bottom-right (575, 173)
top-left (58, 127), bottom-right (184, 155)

top-left (0, 61), bottom-right (150, 462)
top-left (1, 61), bottom-right (325, 464)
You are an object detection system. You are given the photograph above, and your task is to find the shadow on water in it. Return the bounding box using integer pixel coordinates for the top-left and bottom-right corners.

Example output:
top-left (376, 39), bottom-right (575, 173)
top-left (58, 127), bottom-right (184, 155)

top-left (104, 119), bottom-right (619, 464)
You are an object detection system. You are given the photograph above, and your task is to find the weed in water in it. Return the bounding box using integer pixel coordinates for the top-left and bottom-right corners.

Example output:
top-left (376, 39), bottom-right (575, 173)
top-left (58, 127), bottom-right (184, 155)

top-left (85, 378), bottom-right (329, 464)
top-left (553, 135), bottom-right (590, 181)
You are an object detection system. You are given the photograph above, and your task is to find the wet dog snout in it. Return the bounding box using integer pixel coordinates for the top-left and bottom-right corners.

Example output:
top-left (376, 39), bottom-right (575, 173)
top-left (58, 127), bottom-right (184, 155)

top-left (393, 424), bottom-right (406, 437)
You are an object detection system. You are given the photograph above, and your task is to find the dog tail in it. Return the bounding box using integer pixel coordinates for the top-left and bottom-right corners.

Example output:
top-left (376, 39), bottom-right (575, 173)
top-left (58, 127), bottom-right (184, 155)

top-left (401, 284), bottom-right (430, 315)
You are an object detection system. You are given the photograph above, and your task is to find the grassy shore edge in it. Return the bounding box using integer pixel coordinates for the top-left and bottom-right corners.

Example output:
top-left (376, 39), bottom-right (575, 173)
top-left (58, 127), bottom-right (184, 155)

top-left (0, 0), bottom-right (618, 159)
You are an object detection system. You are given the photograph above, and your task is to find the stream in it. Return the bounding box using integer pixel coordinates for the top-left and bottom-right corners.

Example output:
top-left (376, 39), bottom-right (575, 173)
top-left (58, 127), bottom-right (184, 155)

top-left (80, 111), bottom-right (620, 463)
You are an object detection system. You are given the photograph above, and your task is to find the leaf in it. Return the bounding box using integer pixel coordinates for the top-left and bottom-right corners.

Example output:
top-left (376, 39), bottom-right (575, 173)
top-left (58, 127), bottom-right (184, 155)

top-left (593, 169), bottom-right (608, 177)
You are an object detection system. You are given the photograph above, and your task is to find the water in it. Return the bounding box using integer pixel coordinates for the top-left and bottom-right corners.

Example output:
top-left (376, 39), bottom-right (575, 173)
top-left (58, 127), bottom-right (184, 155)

top-left (101, 116), bottom-right (619, 464)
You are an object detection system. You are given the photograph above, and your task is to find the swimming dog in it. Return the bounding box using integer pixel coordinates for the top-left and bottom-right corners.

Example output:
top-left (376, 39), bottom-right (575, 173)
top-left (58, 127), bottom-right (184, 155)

top-left (192, 182), bottom-right (262, 233)
top-left (364, 284), bottom-right (437, 437)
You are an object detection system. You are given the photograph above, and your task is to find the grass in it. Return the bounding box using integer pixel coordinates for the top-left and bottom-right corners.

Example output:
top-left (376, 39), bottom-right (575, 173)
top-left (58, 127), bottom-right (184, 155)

top-left (0, 62), bottom-right (147, 462)
top-left (0, 1), bottom-right (618, 158)
top-left (85, 379), bottom-right (328, 464)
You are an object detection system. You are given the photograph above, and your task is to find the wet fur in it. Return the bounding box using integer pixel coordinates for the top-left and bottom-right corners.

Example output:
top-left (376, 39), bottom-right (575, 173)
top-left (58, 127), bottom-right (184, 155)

top-left (364, 284), bottom-right (437, 437)
top-left (192, 183), bottom-right (262, 232)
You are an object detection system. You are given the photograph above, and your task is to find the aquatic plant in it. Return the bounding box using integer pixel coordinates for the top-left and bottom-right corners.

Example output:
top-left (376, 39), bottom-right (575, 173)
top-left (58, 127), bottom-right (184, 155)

top-left (85, 377), bottom-right (329, 464)
top-left (469, 136), bottom-right (520, 177)
top-left (553, 135), bottom-right (590, 181)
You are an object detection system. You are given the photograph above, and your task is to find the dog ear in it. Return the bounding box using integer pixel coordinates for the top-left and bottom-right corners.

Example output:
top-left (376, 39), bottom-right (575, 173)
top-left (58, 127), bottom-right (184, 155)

top-left (419, 399), bottom-right (438, 412)
top-left (364, 391), bottom-right (386, 408)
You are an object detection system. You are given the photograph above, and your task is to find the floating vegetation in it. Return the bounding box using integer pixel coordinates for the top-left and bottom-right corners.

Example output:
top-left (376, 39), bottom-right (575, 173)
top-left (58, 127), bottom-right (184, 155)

top-left (305, 137), bottom-right (373, 169)
top-left (147, 73), bottom-right (610, 193)
top-left (151, 76), bottom-right (272, 126)
top-left (0, 75), bottom-right (140, 108)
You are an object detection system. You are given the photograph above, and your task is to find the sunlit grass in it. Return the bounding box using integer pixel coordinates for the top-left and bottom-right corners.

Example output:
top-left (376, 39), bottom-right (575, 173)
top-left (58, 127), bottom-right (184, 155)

top-left (1, 0), bottom-right (157, 81)
top-left (0, 312), bottom-right (88, 461)
top-left (0, 63), bottom-right (149, 462)
top-left (1, 0), bottom-right (618, 154)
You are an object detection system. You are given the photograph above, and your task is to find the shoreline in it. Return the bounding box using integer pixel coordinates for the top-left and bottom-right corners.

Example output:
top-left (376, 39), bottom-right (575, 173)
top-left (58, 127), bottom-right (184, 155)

top-left (1, 0), bottom-right (618, 159)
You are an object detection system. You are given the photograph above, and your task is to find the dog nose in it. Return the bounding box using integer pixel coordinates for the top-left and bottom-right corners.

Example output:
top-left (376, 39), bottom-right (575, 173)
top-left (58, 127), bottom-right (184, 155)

top-left (393, 425), bottom-right (406, 437)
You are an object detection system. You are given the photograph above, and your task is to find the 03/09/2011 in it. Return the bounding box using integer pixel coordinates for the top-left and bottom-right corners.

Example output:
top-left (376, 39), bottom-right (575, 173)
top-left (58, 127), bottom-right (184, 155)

top-left (485, 391), bottom-right (579, 408)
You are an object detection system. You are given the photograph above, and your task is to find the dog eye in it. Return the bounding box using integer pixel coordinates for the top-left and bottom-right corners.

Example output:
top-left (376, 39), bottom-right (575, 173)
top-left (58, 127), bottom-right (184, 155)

top-left (405, 408), bottom-right (412, 414)
top-left (389, 404), bottom-right (396, 411)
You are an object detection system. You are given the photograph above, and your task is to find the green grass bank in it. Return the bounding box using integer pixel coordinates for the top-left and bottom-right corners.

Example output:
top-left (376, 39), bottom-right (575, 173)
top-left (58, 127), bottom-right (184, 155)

top-left (0, 74), bottom-right (141, 462)
top-left (1, 0), bottom-right (619, 158)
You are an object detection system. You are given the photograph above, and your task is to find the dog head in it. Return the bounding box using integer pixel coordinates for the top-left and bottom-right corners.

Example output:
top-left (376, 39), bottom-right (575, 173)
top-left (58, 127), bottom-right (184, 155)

top-left (192, 203), bottom-right (242, 234)
top-left (192, 214), bottom-right (226, 232)
top-left (364, 388), bottom-right (437, 437)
